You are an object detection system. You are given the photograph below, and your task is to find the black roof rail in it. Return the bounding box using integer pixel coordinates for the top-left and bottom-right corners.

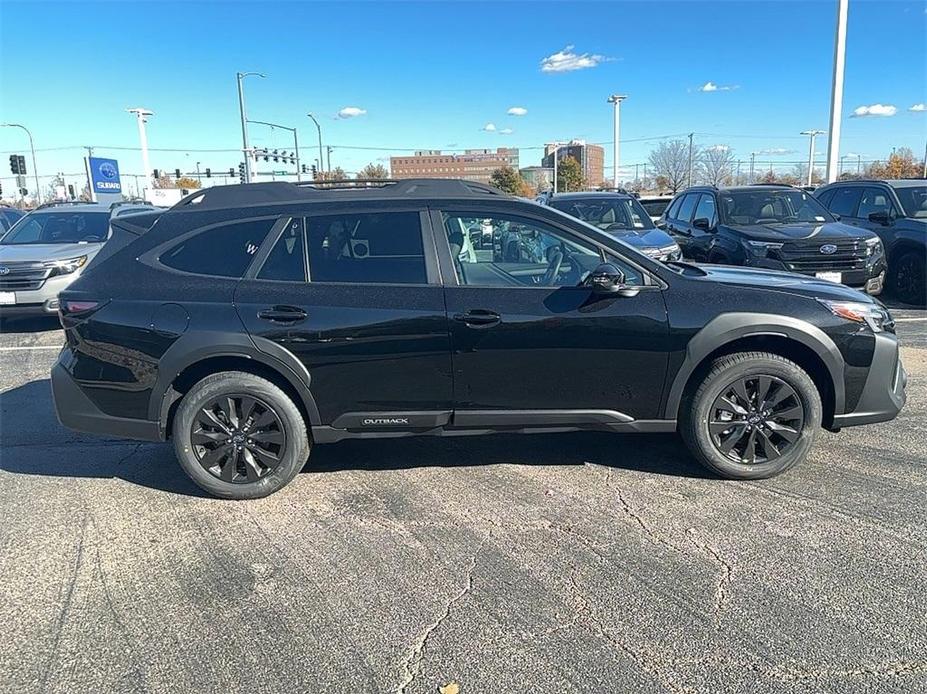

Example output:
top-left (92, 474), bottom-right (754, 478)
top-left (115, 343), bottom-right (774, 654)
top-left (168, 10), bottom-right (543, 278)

top-left (34, 200), bottom-right (96, 210)
top-left (171, 178), bottom-right (509, 210)
top-left (748, 182), bottom-right (794, 188)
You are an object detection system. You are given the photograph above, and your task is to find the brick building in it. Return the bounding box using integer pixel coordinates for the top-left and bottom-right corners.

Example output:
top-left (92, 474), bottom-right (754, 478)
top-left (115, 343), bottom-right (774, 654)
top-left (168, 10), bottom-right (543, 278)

top-left (541, 140), bottom-right (606, 188)
top-left (390, 148), bottom-right (520, 184)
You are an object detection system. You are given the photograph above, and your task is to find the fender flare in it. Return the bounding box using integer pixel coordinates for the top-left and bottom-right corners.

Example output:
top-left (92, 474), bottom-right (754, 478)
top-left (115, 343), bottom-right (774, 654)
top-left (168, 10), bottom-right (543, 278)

top-left (662, 313), bottom-right (846, 419)
top-left (148, 331), bottom-right (321, 432)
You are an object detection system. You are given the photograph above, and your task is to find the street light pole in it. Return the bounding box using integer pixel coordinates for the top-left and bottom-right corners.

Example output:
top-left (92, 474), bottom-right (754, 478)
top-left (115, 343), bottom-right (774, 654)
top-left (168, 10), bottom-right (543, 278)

top-left (126, 108), bottom-right (153, 190)
top-left (687, 132), bottom-right (695, 187)
top-left (824, 0), bottom-right (848, 183)
top-left (800, 129), bottom-right (825, 186)
top-left (237, 71), bottom-right (266, 183)
top-left (306, 113), bottom-right (324, 175)
top-left (607, 94), bottom-right (627, 188)
top-left (1, 123), bottom-right (40, 201)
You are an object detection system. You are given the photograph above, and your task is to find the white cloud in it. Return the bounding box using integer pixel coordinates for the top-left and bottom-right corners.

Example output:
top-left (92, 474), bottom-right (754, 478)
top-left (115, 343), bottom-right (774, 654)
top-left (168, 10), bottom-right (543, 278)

top-left (850, 103), bottom-right (897, 118)
top-left (707, 144), bottom-right (730, 152)
top-left (755, 148), bottom-right (796, 156)
top-left (910, 103), bottom-right (926, 112)
top-left (698, 81), bottom-right (737, 92)
top-left (481, 122), bottom-right (497, 132)
top-left (498, 128), bottom-right (514, 135)
top-left (540, 45), bottom-right (610, 73)
top-left (507, 106), bottom-right (528, 116)
top-left (337, 106), bottom-right (367, 119)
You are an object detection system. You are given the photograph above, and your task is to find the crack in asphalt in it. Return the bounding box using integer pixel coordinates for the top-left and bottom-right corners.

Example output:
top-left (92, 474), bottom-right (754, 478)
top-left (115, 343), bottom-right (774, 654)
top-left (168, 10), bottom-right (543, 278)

top-left (395, 554), bottom-right (478, 694)
top-left (684, 528), bottom-right (733, 624)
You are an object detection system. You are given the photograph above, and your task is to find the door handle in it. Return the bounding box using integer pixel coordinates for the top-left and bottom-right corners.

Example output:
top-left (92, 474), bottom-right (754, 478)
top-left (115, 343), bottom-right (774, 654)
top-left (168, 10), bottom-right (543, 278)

top-left (453, 309), bottom-right (501, 328)
top-left (257, 305), bottom-right (308, 324)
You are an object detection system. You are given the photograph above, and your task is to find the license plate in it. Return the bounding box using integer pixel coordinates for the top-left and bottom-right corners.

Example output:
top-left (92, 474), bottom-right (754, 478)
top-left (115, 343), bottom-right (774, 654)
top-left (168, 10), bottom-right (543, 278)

top-left (815, 271), bottom-right (842, 283)
top-left (0, 291), bottom-right (15, 305)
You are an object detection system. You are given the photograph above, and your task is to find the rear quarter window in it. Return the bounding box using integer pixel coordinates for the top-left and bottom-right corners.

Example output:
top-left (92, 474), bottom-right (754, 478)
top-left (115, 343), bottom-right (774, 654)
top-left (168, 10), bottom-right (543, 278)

top-left (160, 218), bottom-right (275, 278)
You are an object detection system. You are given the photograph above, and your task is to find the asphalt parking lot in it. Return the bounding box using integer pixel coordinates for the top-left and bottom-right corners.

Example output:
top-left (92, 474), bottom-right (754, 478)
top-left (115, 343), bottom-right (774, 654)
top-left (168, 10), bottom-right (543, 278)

top-left (1, 306), bottom-right (925, 694)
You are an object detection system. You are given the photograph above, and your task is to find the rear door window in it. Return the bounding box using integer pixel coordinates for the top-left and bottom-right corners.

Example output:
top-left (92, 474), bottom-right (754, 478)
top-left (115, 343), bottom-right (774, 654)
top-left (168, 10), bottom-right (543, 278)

top-left (306, 211), bottom-right (427, 284)
top-left (857, 187), bottom-right (896, 219)
top-left (692, 193), bottom-right (717, 227)
top-left (258, 219), bottom-right (307, 281)
top-left (160, 218), bottom-right (275, 277)
top-left (665, 195), bottom-right (684, 220)
top-left (676, 194), bottom-right (698, 224)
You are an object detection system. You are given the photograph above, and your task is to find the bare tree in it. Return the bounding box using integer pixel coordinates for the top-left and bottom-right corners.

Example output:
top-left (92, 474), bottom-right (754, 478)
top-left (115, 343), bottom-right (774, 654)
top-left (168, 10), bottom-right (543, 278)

top-left (648, 139), bottom-right (692, 193)
top-left (699, 145), bottom-right (736, 186)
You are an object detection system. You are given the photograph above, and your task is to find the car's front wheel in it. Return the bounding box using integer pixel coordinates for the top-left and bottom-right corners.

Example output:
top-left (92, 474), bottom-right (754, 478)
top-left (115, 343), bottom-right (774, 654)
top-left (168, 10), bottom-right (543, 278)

top-left (889, 250), bottom-right (926, 306)
top-left (681, 352), bottom-right (822, 480)
top-left (173, 371), bottom-right (310, 499)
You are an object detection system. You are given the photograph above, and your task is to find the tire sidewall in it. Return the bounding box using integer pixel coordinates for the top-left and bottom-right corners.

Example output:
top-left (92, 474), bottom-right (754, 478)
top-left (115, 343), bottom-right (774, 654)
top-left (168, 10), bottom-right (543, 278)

top-left (173, 373), bottom-right (309, 499)
top-left (688, 357), bottom-right (821, 479)
top-left (890, 251), bottom-right (926, 306)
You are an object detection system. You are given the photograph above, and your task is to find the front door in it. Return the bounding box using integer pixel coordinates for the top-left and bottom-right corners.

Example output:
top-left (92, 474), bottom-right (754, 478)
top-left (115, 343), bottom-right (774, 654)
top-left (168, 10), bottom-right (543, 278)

top-left (435, 208), bottom-right (670, 425)
top-left (234, 207), bottom-right (453, 430)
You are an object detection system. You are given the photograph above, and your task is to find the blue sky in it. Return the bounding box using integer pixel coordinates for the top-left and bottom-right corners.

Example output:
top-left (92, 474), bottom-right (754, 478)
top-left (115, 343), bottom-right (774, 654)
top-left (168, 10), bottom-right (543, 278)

top-left (1, 0), bottom-right (925, 191)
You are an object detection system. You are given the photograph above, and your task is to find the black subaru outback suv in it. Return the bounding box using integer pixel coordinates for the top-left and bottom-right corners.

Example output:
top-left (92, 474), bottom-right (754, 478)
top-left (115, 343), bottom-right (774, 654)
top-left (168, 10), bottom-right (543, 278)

top-left (52, 179), bottom-right (906, 499)
top-left (659, 184), bottom-right (886, 294)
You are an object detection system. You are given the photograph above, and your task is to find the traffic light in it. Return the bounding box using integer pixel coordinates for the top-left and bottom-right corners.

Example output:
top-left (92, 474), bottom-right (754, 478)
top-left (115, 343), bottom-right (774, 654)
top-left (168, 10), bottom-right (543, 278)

top-left (0, 181), bottom-right (3, 196)
top-left (238, 162), bottom-right (246, 183)
top-left (272, 149), bottom-right (279, 163)
top-left (9, 155), bottom-right (19, 175)
top-left (300, 164), bottom-right (308, 174)
top-left (174, 168), bottom-right (181, 179)
top-left (228, 167), bottom-right (235, 178)
top-left (67, 184), bottom-right (75, 199)
top-left (310, 164), bottom-right (318, 179)
top-left (17, 155), bottom-right (26, 175)
top-left (205, 168), bottom-right (211, 178)
top-left (152, 169), bottom-right (161, 179)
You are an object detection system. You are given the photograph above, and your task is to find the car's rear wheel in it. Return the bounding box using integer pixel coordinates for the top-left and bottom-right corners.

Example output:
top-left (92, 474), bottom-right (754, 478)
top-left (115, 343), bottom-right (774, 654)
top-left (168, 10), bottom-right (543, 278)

top-left (889, 250), bottom-right (926, 306)
top-left (173, 371), bottom-right (309, 499)
top-left (681, 352), bottom-right (821, 479)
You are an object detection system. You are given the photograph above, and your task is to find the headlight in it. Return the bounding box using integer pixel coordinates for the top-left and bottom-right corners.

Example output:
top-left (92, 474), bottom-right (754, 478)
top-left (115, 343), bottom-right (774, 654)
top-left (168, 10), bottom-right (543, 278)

top-left (818, 299), bottom-right (893, 332)
top-left (45, 255), bottom-right (88, 276)
top-left (744, 240), bottom-right (784, 257)
top-left (642, 244), bottom-right (681, 261)
top-left (864, 237), bottom-right (883, 256)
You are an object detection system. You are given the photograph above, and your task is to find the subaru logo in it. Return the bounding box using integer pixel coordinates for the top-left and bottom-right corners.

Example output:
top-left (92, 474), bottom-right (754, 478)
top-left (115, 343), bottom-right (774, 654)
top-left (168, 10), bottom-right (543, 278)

top-left (99, 162), bottom-right (118, 179)
top-left (0, 266), bottom-right (9, 276)
top-left (819, 244), bottom-right (838, 255)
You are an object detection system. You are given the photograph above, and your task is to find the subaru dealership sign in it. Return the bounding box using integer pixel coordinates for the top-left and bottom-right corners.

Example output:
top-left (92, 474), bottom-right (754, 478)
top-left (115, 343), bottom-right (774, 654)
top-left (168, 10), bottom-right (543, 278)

top-left (89, 157), bottom-right (122, 195)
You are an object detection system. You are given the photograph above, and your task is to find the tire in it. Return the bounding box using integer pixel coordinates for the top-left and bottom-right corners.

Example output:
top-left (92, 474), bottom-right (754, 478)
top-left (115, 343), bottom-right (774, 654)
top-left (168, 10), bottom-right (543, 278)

top-left (172, 371), bottom-right (310, 499)
top-left (888, 250), bottom-right (926, 307)
top-left (680, 352), bottom-right (822, 480)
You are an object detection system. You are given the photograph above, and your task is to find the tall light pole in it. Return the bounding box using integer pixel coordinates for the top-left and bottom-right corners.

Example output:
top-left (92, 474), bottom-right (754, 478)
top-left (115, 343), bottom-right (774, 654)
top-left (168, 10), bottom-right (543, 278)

top-left (801, 129), bottom-right (825, 186)
top-left (237, 72), bottom-right (265, 183)
top-left (1, 123), bottom-right (40, 201)
top-left (126, 108), bottom-right (153, 189)
top-left (607, 94), bottom-right (627, 187)
top-left (824, 0), bottom-right (848, 183)
top-left (306, 113), bottom-right (324, 176)
top-left (687, 132), bottom-right (695, 187)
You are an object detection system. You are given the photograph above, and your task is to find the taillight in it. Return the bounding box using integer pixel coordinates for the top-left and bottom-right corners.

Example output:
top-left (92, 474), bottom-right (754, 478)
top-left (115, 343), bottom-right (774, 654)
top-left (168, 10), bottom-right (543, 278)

top-left (58, 299), bottom-right (105, 329)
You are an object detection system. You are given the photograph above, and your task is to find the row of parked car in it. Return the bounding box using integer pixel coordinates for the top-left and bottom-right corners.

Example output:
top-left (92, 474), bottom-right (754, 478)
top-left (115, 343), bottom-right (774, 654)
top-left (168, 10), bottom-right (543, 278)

top-left (537, 179), bottom-right (925, 306)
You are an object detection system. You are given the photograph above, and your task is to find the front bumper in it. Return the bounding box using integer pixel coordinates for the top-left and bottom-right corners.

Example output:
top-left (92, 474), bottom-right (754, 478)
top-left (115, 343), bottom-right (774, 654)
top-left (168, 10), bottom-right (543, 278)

top-left (832, 331), bottom-right (907, 428)
top-left (747, 258), bottom-right (885, 294)
top-left (0, 272), bottom-right (79, 315)
top-left (51, 353), bottom-right (162, 441)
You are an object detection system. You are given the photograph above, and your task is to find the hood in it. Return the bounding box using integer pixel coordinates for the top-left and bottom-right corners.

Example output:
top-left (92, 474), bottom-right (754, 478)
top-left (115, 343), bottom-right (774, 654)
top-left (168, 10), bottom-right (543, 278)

top-left (606, 226), bottom-right (676, 248)
top-left (698, 264), bottom-right (877, 303)
top-left (0, 242), bottom-right (104, 263)
top-left (723, 220), bottom-right (874, 242)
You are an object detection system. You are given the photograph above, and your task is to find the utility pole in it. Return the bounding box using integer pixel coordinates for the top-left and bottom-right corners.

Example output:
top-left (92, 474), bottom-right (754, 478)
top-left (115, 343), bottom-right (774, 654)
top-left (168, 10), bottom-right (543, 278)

top-left (83, 146), bottom-right (95, 202)
top-left (607, 94), bottom-right (627, 187)
top-left (1, 123), bottom-right (40, 202)
top-left (686, 132), bottom-right (694, 187)
top-left (800, 129), bottom-right (825, 186)
top-left (923, 139), bottom-right (926, 179)
top-left (824, 0), bottom-right (848, 183)
top-left (237, 72), bottom-right (266, 183)
top-left (307, 113), bottom-right (325, 175)
top-left (326, 145), bottom-right (332, 174)
top-left (857, 154), bottom-right (862, 175)
top-left (126, 108), bottom-right (153, 190)
top-left (749, 152), bottom-right (756, 183)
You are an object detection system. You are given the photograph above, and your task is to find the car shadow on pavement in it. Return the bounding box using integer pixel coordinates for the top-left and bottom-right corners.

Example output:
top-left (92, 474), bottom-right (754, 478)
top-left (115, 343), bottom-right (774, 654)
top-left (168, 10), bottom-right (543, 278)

top-left (0, 379), bottom-right (711, 498)
top-left (0, 315), bottom-right (62, 334)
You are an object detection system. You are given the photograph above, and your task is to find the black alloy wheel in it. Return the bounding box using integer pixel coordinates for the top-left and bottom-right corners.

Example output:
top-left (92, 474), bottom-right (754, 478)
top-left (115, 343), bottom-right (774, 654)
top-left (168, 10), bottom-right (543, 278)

top-left (192, 394), bottom-right (286, 483)
top-left (708, 375), bottom-right (803, 465)
top-left (892, 252), bottom-right (926, 306)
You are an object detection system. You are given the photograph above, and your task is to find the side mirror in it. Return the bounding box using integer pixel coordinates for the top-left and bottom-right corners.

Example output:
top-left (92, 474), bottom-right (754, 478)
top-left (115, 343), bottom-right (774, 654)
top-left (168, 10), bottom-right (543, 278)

top-left (868, 211), bottom-right (891, 226)
top-left (584, 262), bottom-right (638, 296)
top-left (693, 217), bottom-right (713, 231)
top-left (832, 213), bottom-right (842, 221)
top-left (655, 219), bottom-right (667, 230)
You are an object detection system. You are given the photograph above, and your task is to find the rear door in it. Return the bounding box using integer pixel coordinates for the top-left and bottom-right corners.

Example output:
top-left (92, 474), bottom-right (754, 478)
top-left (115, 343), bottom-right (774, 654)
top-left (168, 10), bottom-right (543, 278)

top-left (234, 204), bottom-right (453, 430)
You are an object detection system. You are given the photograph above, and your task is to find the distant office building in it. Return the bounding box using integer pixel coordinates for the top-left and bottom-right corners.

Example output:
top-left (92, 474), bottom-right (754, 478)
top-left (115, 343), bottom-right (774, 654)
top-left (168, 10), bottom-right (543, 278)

top-left (520, 166), bottom-right (553, 191)
top-left (541, 140), bottom-right (606, 188)
top-left (390, 148), bottom-right (520, 184)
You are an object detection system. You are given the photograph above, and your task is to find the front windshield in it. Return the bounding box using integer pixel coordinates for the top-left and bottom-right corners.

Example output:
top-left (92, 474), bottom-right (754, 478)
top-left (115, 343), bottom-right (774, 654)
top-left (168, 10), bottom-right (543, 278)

top-left (1, 212), bottom-right (110, 245)
top-left (894, 186), bottom-right (927, 219)
top-left (719, 190), bottom-right (834, 225)
top-left (549, 197), bottom-right (655, 232)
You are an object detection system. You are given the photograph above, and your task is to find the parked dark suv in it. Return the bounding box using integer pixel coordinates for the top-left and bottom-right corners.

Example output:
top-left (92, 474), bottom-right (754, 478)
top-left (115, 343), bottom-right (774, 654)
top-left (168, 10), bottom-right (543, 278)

top-left (815, 179), bottom-right (926, 305)
top-left (659, 184), bottom-right (886, 294)
top-left (52, 179), bottom-right (906, 499)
